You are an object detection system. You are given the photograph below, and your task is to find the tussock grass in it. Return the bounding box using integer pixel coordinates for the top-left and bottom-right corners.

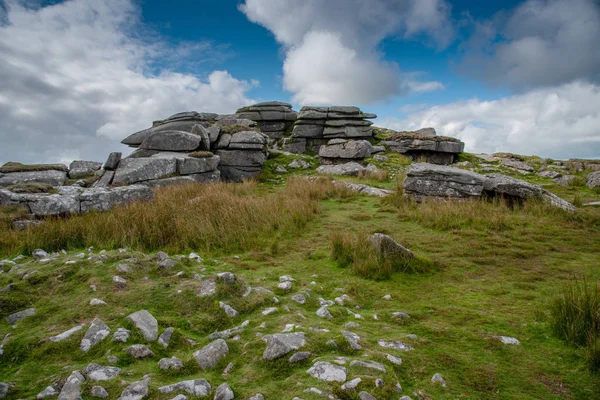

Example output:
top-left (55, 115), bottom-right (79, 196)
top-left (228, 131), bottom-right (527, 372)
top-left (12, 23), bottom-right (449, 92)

top-left (188, 151), bottom-right (214, 158)
top-left (550, 279), bottom-right (600, 373)
top-left (0, 162), bottom-right (67, 173)
top-left (6, 182), bottom-right (57, 194)
top-left (358, 168), bottom-right (389, 181)
top-left (0, 177), bottom-right (345, 256)
top-left (330, 231), bottom-right (436, 280)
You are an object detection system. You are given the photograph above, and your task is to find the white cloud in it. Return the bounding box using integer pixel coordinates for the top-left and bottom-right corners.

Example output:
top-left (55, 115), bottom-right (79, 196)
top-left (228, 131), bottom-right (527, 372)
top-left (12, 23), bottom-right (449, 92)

top-left (460, 0), bottom-right (600, 89)
top-left (0, 0), bottom-right (257, 165)
top-left (240, 0), bottom-right (452, 104)
top-left (379, 81), bottom-right (600, 159)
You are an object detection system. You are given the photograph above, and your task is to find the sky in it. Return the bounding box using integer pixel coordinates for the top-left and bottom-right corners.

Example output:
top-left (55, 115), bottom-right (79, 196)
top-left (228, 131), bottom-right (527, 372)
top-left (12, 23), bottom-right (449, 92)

top-left (0, 0), bottom-right (599, 164)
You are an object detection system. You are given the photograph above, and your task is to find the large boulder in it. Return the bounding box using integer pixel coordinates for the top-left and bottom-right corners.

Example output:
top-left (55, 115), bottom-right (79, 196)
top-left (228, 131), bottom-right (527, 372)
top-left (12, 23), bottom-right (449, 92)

top-left (103, 152), bottom-right (122, 171)
top-left (483, 174), bottom-right (543, 199)
top-left (80, 318), bottom-right (110, 352)
top-left (587, 171), bottom-right (600, 189)
top-left (80, 185), bottom-right (153, 213)
top-left (139, 131), bottom-right (202, 152)
top-left (57, 371), bottom-right (85, 400)
top-left (383, 134), bottom-right (464, 165)
top-left (68, 161), bottom-right (103, 179)
top-left (227, 131), bottom-right (268, 150)
top-left (141, 172), bottom-right (220, 188)
top-left (262, 332), bottom-right (306, 360)
top-left (117, 378), bottom-right (150, 400)
top-left (318, 139), bottom-right (373, 163)
top-left (0, 170), bottom-right (67, 187)
top-left (403, 163), bottom-right (485, 199)
top-left (126, 310), bottom-right (158, 341)
top-left (112, 158), bottom-right (177, 185)
top-left (193, 339), bottom-right (229, 369)
top-left (316, 162), bottom-right (366, 176)
top-left (216, 150), bottom-right (267, 182)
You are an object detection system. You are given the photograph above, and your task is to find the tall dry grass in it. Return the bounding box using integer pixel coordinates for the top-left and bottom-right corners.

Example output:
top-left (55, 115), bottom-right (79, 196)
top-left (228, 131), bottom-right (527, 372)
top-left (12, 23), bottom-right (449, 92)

top-left (0, 177), bottom-right (345, 256)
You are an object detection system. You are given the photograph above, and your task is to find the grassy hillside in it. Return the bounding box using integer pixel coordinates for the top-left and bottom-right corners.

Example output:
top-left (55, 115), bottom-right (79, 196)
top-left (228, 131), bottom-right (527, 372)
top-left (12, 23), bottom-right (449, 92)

top-left (1, 156), bottom-right (600, 399)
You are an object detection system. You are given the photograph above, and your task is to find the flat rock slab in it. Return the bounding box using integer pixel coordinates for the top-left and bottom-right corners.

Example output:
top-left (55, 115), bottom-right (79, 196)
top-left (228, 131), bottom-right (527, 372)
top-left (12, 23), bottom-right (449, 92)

top-left (0, 170), bottom-right (67, 187)
top-left (69, 161), bottom-right (102, 179)
top-left (216, 150), bottom-right (267, 168)
top-left (483, 173), bottom-right (543, 198)
top-left (112, 158), bottom-right (177, 185)
top-left (122, 119), bottom-right (211, 146)
top-left (403, 162), bottom-right (485, 199)
top-left (377, 339), bottom-right (414, 351)
top-left (319, 140), bottom-right (373, 159)
top-left (81, 318), bottom-right (110, 352)
top-left (80, 185), bottom-right (153, 213)
top-left (126, 310), bottom-right (158, 341)
top-left (316, 162), bottom-right (365, 176)
top-left (263, 332), bottom-right (306, 360)
top-left (158, 379), bottom-right (211, 396)
top-left (49, 324), bottom-right (85, 342)
top-left (6, 308), bottom-right (35, 324)
top-left (193, 339), bottom-right (229, 369)
top-left (85, 363), bottom-right (121, 381)
top-left (307, 361), bottom-right (347, 382)
top-left (117, 378), bottom-right (150, 400)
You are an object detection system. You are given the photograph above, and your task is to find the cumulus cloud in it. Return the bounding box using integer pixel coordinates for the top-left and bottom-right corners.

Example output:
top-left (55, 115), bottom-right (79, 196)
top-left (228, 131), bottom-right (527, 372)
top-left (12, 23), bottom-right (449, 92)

top-left (379, 81), bottom-right (600, 159)
top-left (0, 0), bottom-right (257, 165)
top-left (240, 0), bottom-right (452, 104)
top-left (460, 0), bottom-right (600, 89)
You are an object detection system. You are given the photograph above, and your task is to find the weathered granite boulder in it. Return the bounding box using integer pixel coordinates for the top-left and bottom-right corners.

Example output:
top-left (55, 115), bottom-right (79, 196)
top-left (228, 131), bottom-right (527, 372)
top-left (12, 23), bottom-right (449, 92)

top-left (293, 106), bottom-right (376, 141)
top-left (58, 371), bottom-right (85, 400)
top-left (0, 169), bottom-right (67, 187)
top-left (236, 102), bottom-right (297, 139)
top-left (117, 378), bottom-right (150, 400)
top-left (369, 233), bottom-right (414, 260)
top-left (216, 150), bottom-right (267, 182)
top-left (262, 332), bottom-right (306, 360)
top-left (80, 185), bottom-right (153, 213)
top-left (193, 339), bottom-right (229, 369)
top-left (139, 131), bottom-right (202, 152)
top-left (103, 152), bottom-right (122, 171)
top-left (483, 174), bottom-right (544, 199)
top-left (141, 172), bottom-right (220, 188)
top-left (112, 158), bottom-right (177, 185)
top-left (6, 308), bottom-right (35, 324)
top-left (403, 163), bottom-right (485, 199)
top-left (318, 139), bottom-right (373, 164)
top-left (316, 162), bottom-right (366, 176)
top-left (588, 171), bottom-right (600, 189)
top-left (126, 310), bottom-right (158, 341)
top-left (158, 379), bottom-right (211, 396)
top-left (69, 161), bottom-right (102, 179)
top-left (382, 132), bottom-right (464, 165)
top-left (81, 318), bottom-right (110, 352)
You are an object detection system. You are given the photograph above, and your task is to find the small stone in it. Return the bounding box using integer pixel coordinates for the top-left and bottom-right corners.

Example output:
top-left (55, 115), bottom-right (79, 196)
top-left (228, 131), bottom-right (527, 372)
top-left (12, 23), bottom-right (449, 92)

top-left (37, 385), bottom-right (58, 399)
top-left (277, 281), bottom-right (292, 291)
top-left (217, 272), bottom-right (236, 284)
top-left (91, 386), bottom-right (109, 398)
top-left (213, 382), bottom-right (234, 400)
top-left (375, 379), bottom-right (384, 387)
top-left (81, 318), bottom-right (110, 352)
top-left (392, 312), bottom-right (410, 319)
top-left (219, 302), bottom-right (239, 318)
top-left (90, 298), bottom-right (107, 306)
top-left (316, 306), bottom-right (333, 319)
top-left (289, 351), bottom-right (312, 363)
top-left (495, 335), bottom-right (520, 345)
top-left (341, 377), bottom-right (361, 391)
top-left (159, 356), bottom-right (184, 370)
top-left (117, 378), bottom-right (150, 400)
top-left (86, 363), bottom-right (121, 381)
top-left (306, 362), bottom-right (347, 382)
top-left (262, 307), bottom-right (278, 315)
top-left (377, 339), bottom-right (414, 351)
top-left (6, 308), bottom-right (35, 324)
top-left (386, 354), bottom-right (403, 365)
top-left (350, 360), bottom-right (387, 373)
top-left (155, 251), bottom-right (169, 261)
top-left (382, 294), bottom-right (391, 300)
top-left (32, 249), bottom-right (48, 260)
top-left (359, 392), bottom-right (376, 400)
top-left (113, 276), bottom-right (127, 284)
top-left (58, 371), bottom-right (85, 400)
top-left (341, 330), bottom-right (361, 350)
top-left (263, 332), bottom-right (306, 360)
top-left (291, 294), bottom-right (306, 304)
top-left (222, 362), bottom-right (234, 375)
top-left (431, 373), bottom-right (446, 387)
top-left (112, 328), bottom-right (131, 343)
top-left (116, 264), bottom-right (131, 273)
top-left (158, 379), bottom-right (210, 396)
top-left (126, 310), bottom-right (158, 341)
top-left (158, 259), bottom-right (177, 269)
top-left (158, 327), bottom-right (174, 348)
top-left (248, 395), bottom-right (264, 400)
top-left (125, 344), bottom-right (154, 358)
top-left (193, 339), bottom-right (229, 369)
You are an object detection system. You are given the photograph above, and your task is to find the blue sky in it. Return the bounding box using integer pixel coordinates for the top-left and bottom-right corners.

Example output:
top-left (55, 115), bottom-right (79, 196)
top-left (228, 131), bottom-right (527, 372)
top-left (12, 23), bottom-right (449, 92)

top-left (0, 0), bottom-right (599, 163)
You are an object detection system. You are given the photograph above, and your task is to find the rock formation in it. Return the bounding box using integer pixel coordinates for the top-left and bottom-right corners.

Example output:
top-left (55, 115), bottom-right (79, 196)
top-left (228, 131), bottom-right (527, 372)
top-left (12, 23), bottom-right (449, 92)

top-left (380, 128), bottom-right (464, 165)
top-left (236, 101), bottom-right (297, 139)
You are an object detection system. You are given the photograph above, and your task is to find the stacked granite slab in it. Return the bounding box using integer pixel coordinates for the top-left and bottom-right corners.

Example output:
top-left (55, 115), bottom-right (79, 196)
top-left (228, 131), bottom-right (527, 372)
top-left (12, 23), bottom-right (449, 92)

top-left (236, 102), bottom-right (297, 139)
top-left (287, 106), bottom-right (377, 154)
top-left (215, 129), bottom-right (269, 182)
top-left (0, 163), bottom-right (68, 187)
top-left (318, 139), bottom-right (374, 165)
top-left (381, 128), bottom-right (464, 165)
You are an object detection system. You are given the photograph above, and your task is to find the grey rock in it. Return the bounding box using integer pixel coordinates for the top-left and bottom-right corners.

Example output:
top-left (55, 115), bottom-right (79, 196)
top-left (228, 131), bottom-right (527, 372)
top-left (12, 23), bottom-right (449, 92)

top-left (159, 259), bottom-right (178, 269)
top-left (141, 171), bottom-right (220, 188)
top-left (113, 328), bottom-right (131, 343)
top-left (213, 382), bottom-right (234, 400)
top-left (483, 173), bottom-right (543, 199)
top-left (69, 161), bottom-right (102, 179)
top-left (248, 395), bottom-right (264, 400)
top-left (37, 385), bottom-right (59, 399)
top-left (369, 233), bottom-right (413, 261)
top-left (219, 302), bottom-right (239, 318)
top-left (126, 310), bottom-right (158, 341)
top-left (193, 339), bottom-right (229, 369)
top-left (116, 264), bottom-right (131, 273)
top-left (91, 386), bottom-right (109, 398)
top-left (403, 163), bottom-right (485, 199)
top-left (122, 119), bottom-right (209, 146)
top-left (358, 392), bottom-right (376, 400)
top-left (386, 354), bottom-right (403, 365)
top-left (316, 306), bottom-right (333, 319)
top-left (319, 140), bottom-right (373, 160)
top-left (198, 278), bottom-right (217, 297)
top-left (124, 344), bottom-right (154, 358)
top-left (377, 339), bottom-right (414, 351)
top-left (191, 124), bottom-right (211, 151)
top-left (541, 190), bottom-right (576, 212)
top-left (112, 158), bottom-right (177, 185)
top-left (158, 379), bottom-right (211, 396)
top-left (104, 152), bottom-right (122, 171)
top-left (0, 383), bottom-right (12, 399)
top-left (288, 159), bottom-right (311, 169)
top-left (0, 170), bottom-right (67, 187)
top-left (178, 156), bottom-right (220, 175)
top-left (350, 360), bottom-right (387, 373)
top-left (292, 124), bottom-right (325, 138)
top-left (431, 373), bottom-right (446, 387)
top-left (208, 320), bottom-right (249, 340)
top-left (32, 249), bottom-right (48, 259)
top-left (323, 126), bottom-right (373, 138)
top-left (555, 175), bottom-right (575, 186)
top-left (341, 377), bottom-right (361, 391)
top-left (289, 351), bottom-right (312, 363)
top-left (92, 170), bottom-right (114, 187)
top-left (325, 119), bottom-right (373, 127)
top-left (158, 356), bottom-right (184, 370)
top-left (58, 371), bottom-right (85, 400)
top-left (6, 307), bottom-right (35, 324)
top-left (538, 170), bottom-right (561, 179)
top-left (158, 327), bottom-right (174, 347)
top-left (500, 158), bottom-right (534, 172)
top-left (316, 162), bottom-right (365, 176)
top-left (81, 185), bottom-right (153, 212)
top-left (228, 131), bottom-right (267, 150)
top-left (85, 363), bottom-right (121, 381)
top-left (217, 150), bottom-right (267, 168)
top-left (412, 127), bottom-right (437, 136)
top-left (495, 335), bottom-right (521, 345)
top-left (49, 324), bottom-right (85, 342)
top-left (217, 271), bottom-right (237, 284)
top-left (332, 181), bottom-right (393, 197)
top-left (262, 332), bottom-right (306, 360)
top-left (341, 330), bottom-right (361, 350)
top-left (306, 362), bottom-right (347, 382)
top-left (117, 378), bottom-right (150, 400)
top-left (291, 294), bottom-right (306, 304)
top-left (29, 194), bottom-right (80, 216)
top-left (588, 171), bottom-right (600, 189)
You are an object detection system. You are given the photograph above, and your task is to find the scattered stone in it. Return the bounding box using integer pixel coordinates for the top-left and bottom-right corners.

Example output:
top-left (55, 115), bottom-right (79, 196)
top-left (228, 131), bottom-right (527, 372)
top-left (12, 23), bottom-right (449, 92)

top-left (263, 332), bottom-right (306, 360)
top-left (291, 294), bottom-right (306, 304)
top-left (194, 339), bottom-right (229, 369)
top-left (288, 159), bottom-right (311, 169)
top-left (358, 392), bottom-right (376, 400)
top-left (277, 281), bottom-right (292, 291)
top-left (158, 327), bottom-right (174, 347)
top-left (90, 298), bottom-right (107, 306)
top-left (494, 336), bottom-right (521, 345)
top-left (392, 312), bottom-right (411, 319)
top-left (158, 379), bottom-right (211, 396)
top-left (113, 328), bottom-right (131, 343)
top-left (113, 276), bottom-right (127, 284)
top-left (213, 382), bottom-right (234, 400)
top-left (431, 373), bottom-right (447, 387)
top-left (588, 171), bottom-right (600, 189)
top-left (86, 363), bottom-right (121, 381)
top-left (341, 377), bottom-right (362, 391)
top-left (248, 395), bottom-right (264, 400)
top-left (289, 351), bottom-right (312, 363)
top-left (198, 278), bottom-right (217, 297)
top-left (126, 310), bottom-right (158, 341)
top-left (370, 233), bottom-right (414, 261)
top-left (377, 340), bottom-right (414, 351)
top-left (217, 272), bottom-right (237, 284)
top-left (159, 356), bottom-right (184, 371)
top-left (262, 307), bottom-right (278, 315)
top-left (386, 354), bottom-right (403, 365)
top-left (158, 259), bottom-right (178, 269)
top-left (316, 162), bottom-right (365, 176)
top-left (341, 330), bottom-right (361, 350)
top-left (91, 386), bottom-right (109, 398)
top-left (125, 344), bottom-right (154, 359)
top-left (307, 362), bottom-right (347, 382)
top-left (316, 306), bottom-right (333, 319)
top-left (350, 360), bottom-right (386, 373)
top-left (48, 325), bottom-right (86, 343)
top-left (81, 318), bottom-right (110, 352)
top-left (208, 320), bottom-right (250, 340)
top-left (117, 378), bottom-right (150, 400)
top-left (32, 249), bottom-right (49, 259)
top-left (382, 294), bottom-right (391, 301)
top-left (37, 385), bottom-right (58, 399)
top-left (57, 372), bottom-right (86, 400)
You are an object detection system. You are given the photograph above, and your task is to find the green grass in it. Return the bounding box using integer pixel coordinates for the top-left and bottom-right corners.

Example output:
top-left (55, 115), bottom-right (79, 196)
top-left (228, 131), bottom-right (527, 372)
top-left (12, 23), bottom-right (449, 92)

top-left (6, 182), bottom-right (58, 194)
top-left (1, 173), bottom-right (600, 399)
top-left (189, 151), bottom-right (214, 159)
